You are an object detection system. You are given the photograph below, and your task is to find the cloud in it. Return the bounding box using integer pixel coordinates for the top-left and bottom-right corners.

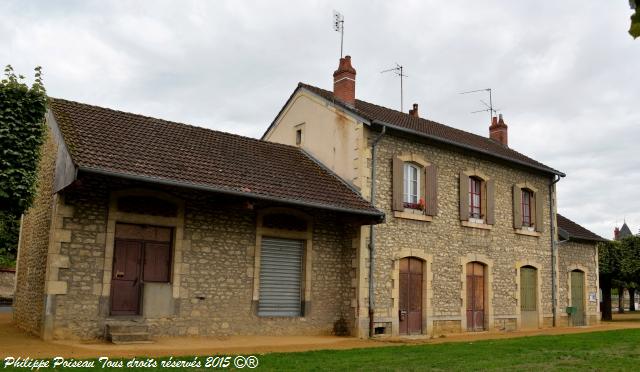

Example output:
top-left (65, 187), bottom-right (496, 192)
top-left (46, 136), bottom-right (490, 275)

top-left (1, 0), bottom-right (638, 238)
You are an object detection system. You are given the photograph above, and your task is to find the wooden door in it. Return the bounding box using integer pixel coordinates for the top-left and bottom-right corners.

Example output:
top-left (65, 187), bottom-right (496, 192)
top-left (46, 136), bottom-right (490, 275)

top-left (466, 262), bottom-right (485, 331)
top-left (520, 266), bottom-right (538, 328)
top-left (110, 240), bottom-right (143, 315)
top-left (571, 270), bottom-right (585, 326)
top-left (399, 258), bottom-right (423, 335)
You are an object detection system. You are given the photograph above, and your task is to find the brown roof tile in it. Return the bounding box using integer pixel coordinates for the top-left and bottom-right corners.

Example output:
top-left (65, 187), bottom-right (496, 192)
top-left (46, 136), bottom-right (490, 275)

top-left (557, 214), bottom-right (607, 242)
top-left (49, 98), bottom-right (383, 218)
top-left (293, 83), bottom-right (563, 176)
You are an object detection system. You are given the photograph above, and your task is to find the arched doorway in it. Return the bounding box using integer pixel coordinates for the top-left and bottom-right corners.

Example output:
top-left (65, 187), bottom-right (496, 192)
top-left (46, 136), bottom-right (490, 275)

top-left (466, 262), bottom-right (486, 331)
top-left (399, 257), bottom-right (423, 335)
top-left (571, 270), bottom-right (586, 326)
top-left (520, 266), bottom-right (539, 328)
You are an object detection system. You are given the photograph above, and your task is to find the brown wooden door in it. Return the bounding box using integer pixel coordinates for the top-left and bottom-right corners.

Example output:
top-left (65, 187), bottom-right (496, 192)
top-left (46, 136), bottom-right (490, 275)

top-left (399, 257), bottom-right (423, 335)
top-left (110, 240), bottom-right (143, 315)
top-left (466, 262), bottom-right (485, 331)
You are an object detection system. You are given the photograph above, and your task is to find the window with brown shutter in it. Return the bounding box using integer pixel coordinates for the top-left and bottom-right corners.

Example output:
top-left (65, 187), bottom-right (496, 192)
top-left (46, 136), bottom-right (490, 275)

top-left (461, 172), bottom-right (494, 225)
top-left (394, 156), bottom-right (438, 216)
top-left (513, 184), bottom-right (544, 233)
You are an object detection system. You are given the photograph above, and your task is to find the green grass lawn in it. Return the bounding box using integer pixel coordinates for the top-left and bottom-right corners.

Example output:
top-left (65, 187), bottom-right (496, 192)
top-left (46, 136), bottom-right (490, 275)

top-left (4, 329), bottom-right (640, 371)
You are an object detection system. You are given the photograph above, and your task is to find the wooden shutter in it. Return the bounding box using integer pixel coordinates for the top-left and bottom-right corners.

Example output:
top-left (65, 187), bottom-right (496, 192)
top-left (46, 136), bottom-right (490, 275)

top-left (513, 185), bottom-right (522, 229)
top-left (535, 192), bottom-right (544, 232)
top-left (392, 157), bottom-right (404, 211)
top-left (424, 164), bottom-right (438, 216)
top-left (259, 237), bottom-right (304, 317)
top-left (485, 179), bottom-right (495, 225)
top-left (459, 172), bottom-right (469, 221)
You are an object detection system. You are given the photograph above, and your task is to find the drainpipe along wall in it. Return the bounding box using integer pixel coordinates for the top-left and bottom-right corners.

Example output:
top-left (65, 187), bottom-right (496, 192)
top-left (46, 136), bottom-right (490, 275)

top-left (369, 125), bottom-right (386, 338)
top-left (549, 174), bottom-right (563, 326)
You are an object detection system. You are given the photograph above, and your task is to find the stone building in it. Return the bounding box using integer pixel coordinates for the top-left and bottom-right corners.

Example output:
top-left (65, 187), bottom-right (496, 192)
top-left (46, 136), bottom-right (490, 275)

top-left (14, 56), bottom-right (605, 341)
top-left (263, 55), bottom-right (602, 337)
top-left (556, 214), bottom-right (606, 327)
top-left (13, 99), bottom-right (383, 341)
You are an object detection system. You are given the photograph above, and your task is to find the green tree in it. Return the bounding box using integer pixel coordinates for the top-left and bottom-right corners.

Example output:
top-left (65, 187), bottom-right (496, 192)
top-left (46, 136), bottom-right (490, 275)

top-left (599, 240), bottom-right (621, 321)
top-left (0, 65), bottom-right (47, 267)
top-left (631, 1), bottom-right (640, 39)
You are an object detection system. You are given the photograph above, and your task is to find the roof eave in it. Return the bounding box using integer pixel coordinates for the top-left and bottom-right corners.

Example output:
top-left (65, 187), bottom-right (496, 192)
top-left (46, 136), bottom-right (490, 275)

top-left (76, 166), bottom-right (385, 222)
top-left (370, 120), bottom-right (566, 177)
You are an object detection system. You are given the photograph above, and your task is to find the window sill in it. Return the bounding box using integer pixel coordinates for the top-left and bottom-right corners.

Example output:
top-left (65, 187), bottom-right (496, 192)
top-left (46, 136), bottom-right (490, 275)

top-left (461, 220), bottom-right (492, 230)
top-left (394, 211), bottom-right (433, 222)
top-left (515, 228), bottom-right (541, 237)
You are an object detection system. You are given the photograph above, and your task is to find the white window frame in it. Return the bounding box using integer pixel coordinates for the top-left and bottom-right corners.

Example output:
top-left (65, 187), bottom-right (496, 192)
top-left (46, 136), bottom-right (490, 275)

top-left (403, 163), bottom-right (420, 204)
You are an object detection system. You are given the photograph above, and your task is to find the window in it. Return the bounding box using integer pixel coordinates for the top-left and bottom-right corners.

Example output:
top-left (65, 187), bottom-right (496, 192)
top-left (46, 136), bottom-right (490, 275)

top-left (522, 189), bottom-right (533, 227)
top-left (295, 129), bottom-right (302, 145)
top-left (469, 177), bottom-right (482, 219)
top-left (403, 163), bottom-right (419, 205)
top-left (393, 156), bottom-right (437, 216)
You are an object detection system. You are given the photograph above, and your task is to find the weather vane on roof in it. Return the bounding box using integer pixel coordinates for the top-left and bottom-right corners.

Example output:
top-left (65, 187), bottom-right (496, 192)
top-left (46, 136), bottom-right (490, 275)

top-left (333, 10), bottom-right (345, 58)
top-left (460, 88), bottom-right (499, 123)
top-left (381, 64), bottom-right (408, 112)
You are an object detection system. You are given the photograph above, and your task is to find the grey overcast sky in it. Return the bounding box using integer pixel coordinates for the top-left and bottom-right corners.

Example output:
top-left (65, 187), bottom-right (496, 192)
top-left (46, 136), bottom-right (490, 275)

top-left (1, 1), bottom-right (638, 239)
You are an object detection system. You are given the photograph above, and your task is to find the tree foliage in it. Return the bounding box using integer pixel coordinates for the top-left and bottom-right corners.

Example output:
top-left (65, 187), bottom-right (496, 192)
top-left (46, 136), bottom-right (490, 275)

top-left (599, 236), bottom-right (640, 320)
top-left (0, 65), bottom-right (47, 214)
top-left (0, 65), bottom-right (47, 267)
top-left (631, 1), bottom-right (640, 39)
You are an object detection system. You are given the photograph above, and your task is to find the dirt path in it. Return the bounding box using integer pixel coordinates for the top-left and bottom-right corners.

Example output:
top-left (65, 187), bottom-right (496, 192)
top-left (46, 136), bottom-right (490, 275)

top-left (2, 312), bottom-right (640, 358)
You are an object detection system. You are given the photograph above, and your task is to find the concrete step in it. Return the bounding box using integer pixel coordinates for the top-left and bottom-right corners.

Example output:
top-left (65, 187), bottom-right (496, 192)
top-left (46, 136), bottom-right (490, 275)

top-left (107, 324), bottom-right (148, 334)
top-left (109, 331), bottom-right (152, 344)
top-left (106, 324), bottom-right (153, 344)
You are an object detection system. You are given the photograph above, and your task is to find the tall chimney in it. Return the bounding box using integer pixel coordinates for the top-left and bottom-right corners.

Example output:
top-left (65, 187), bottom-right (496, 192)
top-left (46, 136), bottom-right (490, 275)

top-left (614, 226), bottom-right (620, 240)
top-left (489, 114), bottom-right (508, 146)
top-left (409, 103), bottom-right (419, 118)
top-left (333, 55), bottom-right (356, 106)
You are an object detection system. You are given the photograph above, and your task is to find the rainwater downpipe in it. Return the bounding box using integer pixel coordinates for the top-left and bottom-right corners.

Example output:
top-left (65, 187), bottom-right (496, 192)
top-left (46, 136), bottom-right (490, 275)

top-left (369, 125), bottom-right (386, 338)
top-left (549, 174), bottom-right (563, 327)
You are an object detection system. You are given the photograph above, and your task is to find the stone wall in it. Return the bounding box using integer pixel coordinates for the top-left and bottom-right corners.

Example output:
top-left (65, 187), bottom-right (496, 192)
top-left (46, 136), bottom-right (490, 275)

top-left (0, 269), bottom-right (15, 302)
top-left (557, 240), bottom-right (599, 326)
top-left (13, 129), bottom-right (58, 336)
top-left (367, 131), bottom-right (557, 335)
top-left (48, 174), bottom-right (358, 340)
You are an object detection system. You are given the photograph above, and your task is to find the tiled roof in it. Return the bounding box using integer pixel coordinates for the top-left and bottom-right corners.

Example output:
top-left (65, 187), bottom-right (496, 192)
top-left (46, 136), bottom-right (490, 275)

top-left (293, 83), bottom-right (563, 176)
top-left (557, 214), bottom-right (607, 242)
top-left (49, 98), bottom-right (383, 218)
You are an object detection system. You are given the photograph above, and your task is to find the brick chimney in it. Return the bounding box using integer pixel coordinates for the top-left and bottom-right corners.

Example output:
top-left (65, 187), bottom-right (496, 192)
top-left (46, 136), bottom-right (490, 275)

top-left (333, 55), bottom-right (356, 106)
top-left (409, 103), bottom-right (419, 118)
top-left (489, 114), bottom-right (508, 146)
top-left (614, 227), bottom-right (620, 240)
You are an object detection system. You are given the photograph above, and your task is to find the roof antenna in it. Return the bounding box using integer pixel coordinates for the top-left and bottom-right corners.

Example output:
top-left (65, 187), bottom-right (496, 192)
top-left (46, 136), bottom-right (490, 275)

top-left (333, 10), bottom-right (345, 58)
top-left (460, 88), bottom-right (498, 123)
top-left (381, 64), bottom-right (408, 112)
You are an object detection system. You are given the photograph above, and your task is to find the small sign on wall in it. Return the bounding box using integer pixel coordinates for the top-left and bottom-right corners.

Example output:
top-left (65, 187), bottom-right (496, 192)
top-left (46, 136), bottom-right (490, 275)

top-left (589, 293), bottom-right (597, 303)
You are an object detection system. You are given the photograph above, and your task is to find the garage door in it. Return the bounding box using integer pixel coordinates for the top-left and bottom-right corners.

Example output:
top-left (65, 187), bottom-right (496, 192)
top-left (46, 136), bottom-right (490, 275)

top-left (258, 237), bottom-right (304, 317)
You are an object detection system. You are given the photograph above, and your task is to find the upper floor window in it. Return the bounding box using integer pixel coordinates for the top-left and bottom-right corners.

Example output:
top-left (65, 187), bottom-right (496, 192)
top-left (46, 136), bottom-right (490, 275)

top-left (404, 163), bottom-right (420, 205)
top-left (469, 177), bottom-right (482, 219)
top-left (393, 155), bottom-right (438, 217)
top-left (521, 189), bottom-right (533, 227)
top-left (513, 184), bottom-right (543, 233)
top-left (295, 128), bottom-right (303, 145)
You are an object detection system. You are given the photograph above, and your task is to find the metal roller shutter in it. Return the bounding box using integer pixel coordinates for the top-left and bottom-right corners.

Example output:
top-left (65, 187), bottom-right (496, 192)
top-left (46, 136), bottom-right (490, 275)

top-left (258, 237), bottom-right (304, 317)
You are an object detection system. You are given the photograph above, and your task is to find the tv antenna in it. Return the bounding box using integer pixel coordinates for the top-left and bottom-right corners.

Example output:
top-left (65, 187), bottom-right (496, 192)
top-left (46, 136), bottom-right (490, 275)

top-left (381, 64), bottom-right (408, 112)
top-left (333, 10), bottom-right (345, 58)
top-left (460, 88), bottom-right (498, 123)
